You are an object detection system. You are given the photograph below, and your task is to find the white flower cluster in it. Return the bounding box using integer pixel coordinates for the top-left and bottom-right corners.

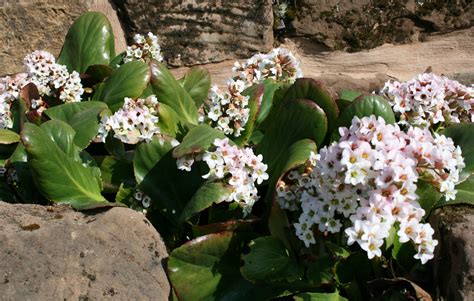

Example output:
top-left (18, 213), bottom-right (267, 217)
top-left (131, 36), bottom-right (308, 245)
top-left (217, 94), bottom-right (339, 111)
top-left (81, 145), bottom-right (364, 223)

top-left (278, 115), bottom-right (464, 264)
top-left (0, 73), bottom-right (28, 128)
top-left (203, 48), bottom-right (302, 137)
top-left (97, 95), bottom-right (162, 144)
top-left (0, 50), bottom-right (84, 128)
top-left (123, 32), bottom-right (163, 63)
top-left (177, 138), bottom-right (269, 215)
top-left (381, 73), bottom-right (474, 128)
top-left (24, 50), bottom-right (84, 103)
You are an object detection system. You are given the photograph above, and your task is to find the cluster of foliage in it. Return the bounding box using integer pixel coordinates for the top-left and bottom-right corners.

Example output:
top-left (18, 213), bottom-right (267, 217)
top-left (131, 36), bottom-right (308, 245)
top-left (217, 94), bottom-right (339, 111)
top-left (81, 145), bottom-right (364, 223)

top-left (1, 12), bottom-right (473, 301)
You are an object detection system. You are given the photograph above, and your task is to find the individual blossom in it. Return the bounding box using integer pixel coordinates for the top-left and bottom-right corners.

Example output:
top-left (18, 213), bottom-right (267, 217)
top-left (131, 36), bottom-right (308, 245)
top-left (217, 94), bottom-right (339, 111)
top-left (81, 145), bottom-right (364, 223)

top-left (123, 32), bottom-right (163, 63)
top-left (97, 95), bottom-right (162, 144)
top-left (381, 72), bottom-right (474, 129)
top-left (176, 138), bottom-right (268, 216)
top-left (278, 115), bottom-right (465, 263)
top-left (0, 73), bottom-right (28, 129)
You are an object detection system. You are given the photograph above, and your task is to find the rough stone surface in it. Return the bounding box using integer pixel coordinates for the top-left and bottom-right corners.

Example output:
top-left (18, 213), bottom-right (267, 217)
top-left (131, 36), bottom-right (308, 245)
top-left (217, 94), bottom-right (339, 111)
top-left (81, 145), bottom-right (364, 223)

top-left (0, 201), bottom-right (170, 300)
top-left (430, 205), bottom-right (474, 301)
top-left (288, 0), bottom-right (473, 51)
top-left (171, 28), bottom-right (474, 94)
top-left (112, 0), bottom-right (274, 66)
top-left (0, 0), bottom-right (126, 74)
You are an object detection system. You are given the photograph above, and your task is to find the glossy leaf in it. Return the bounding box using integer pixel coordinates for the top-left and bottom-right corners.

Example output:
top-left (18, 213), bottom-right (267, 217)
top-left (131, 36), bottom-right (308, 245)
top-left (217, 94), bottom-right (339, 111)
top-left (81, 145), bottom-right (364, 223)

top-left (241, 236), bottom-right (303, 283)
top-left (293, 291), bottom-right (348, 301)
top-left (180, 66), bottom-right (211, 107)
top-left (416, 180), bottom-right (442, 217)
top-left (443, 123), bottom-right (474, 173)
top-left (85, 64), bottom-right (114, 83)
top-left (58, 12), bottom-right (115, 73)
top-left (168, 231), bottom-right (286, 301)
top-left (150, 60), bottom-right (199, 125)
top-left (180, 181), bottom-right (232, 222)
top-left (257, 99), bottom-right (326, 177)
top-left (92, 61), bottom-right (151, 112)
top-left (133, 137), bottom-right (175, 184)
top-left (21, 122), bottom-right (108, 209)
top-left (257, 79), bottom-right (286, 125)
top-left (172, 124), bottom-right (227, 158)
top-left (234, 84), bottom-right (264, 146)
top-left (334, 94), bottom-right (395, 139)
top-left (99, 156), bottom-right (135, 193)
top-left (157, 103), bottom-right (180, 138)
top-left (45, 101), bottom-right (109, 149)
top-left (0, 129), bottom-right (20, 144)
top-left (284, 78), bottom-right (339, 134)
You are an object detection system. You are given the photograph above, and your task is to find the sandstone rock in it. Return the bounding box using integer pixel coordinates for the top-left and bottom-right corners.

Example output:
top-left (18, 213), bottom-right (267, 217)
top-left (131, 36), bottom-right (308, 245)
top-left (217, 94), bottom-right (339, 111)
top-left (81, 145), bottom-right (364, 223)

top-left (289, 0), bottom-right (473, 51)
top-left (0, 201), bottom-right (170, 300)
top-left (430, 205), bottom-right (474, 301)
top-left (171, 29), bottom-right (474, 94)
top-left (0, 0), bottom-right (126, 75)
top-left (112, 0), bottom-right (274, 67)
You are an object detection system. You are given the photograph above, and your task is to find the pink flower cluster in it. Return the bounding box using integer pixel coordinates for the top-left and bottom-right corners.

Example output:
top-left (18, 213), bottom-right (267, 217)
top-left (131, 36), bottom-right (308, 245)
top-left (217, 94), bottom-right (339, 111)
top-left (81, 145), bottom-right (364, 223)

top-left (381, 73), bottom-right (473, 128)
top-left (177, 138), bottom-right (268, 215)
top-left (277, 115), bottom-right (464, 264)
top-left (203, 48), bottom-right (302, 137)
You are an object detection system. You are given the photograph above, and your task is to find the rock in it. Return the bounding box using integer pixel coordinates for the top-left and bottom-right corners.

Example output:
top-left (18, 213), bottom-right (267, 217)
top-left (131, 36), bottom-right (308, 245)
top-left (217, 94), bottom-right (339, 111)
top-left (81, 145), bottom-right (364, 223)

top-left (0, 0), bottom-right (126, 74)
top-left (171, 29), bottom-right (474, 94)
top-left (0, 201), bottom-right (170, 300)
top-left (289, 0), bottom-right (473, 51)
top-left (112, 0), bottom-right (274, 67)
top-left (430, 205), bottom-right (474, 301)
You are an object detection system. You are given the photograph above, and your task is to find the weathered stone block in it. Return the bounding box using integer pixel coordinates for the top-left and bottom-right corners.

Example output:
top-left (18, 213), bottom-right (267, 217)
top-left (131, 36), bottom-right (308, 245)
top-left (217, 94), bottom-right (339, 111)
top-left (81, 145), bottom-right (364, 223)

top-left (113, 0), bottom-right (274, 66)
top-left (0, 202), bottom-right (170, 300)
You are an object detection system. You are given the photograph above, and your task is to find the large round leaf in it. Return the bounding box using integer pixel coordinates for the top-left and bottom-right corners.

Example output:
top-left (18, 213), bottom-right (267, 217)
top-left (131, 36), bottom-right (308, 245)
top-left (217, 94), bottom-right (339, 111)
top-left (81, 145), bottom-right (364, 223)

top-left (284, 78), bottom-right (339, 134)
top-left (150, 60), bottom-right (199, 126)
top-left (334, 94), bottom-right (395, 137)
top-left (257, 99), bottom-right (327, 177)
top-left (58, 12), bottom-right (115, 73)
top-left (172, 124), bottom-right (227, 158)
top-left (443, 123), bottom-right (474, 173)
top-left (179, 67), bottom-right (211, 107)
top-left (45, 101), bottom-right (109, 149)
top-left (179, 182), bottom-right (232, 222)
top-left (168, 232), bottom-right (288, 301)
top-left (256, 79), bottom-right (287, 126)
top-left (241, 236), bottom-right (303, 283)
top-left (98, 156), bottom-right (135, 193)
top-left (133, 136), bottom-right (175, 184)
top-left (21, 122), bottom-right (108, 209)
top-left (92, 61), bottom-right (151, 112)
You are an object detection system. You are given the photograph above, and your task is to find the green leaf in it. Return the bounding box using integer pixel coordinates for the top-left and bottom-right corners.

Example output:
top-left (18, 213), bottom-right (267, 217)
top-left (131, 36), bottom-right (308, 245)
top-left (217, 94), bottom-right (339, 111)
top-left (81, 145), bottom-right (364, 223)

top-left (333, 94), bottom-right (395, 140)
top-left (234, 84), bottom-right (265, 146)
top-left (98, 156), bottom-right (135, 193)
top-left (443, 123), bottom-right (474, 173)
top-left (416, 180), bottom-right (442, 217)
top-left (293, 291), bottom-right (348, 301)
top-left (172, 124), bottom-right (227, 158)
top-left (92, 61), bottom-right (151, 112)
top-left (139, 150), bottom-right (203, 227)
top-left (325, 241), bottom-right (350, 259)
top-left (0, 129), bottom-right (20, 144)
top-left (40, 120), bottom-right (81, 159)
top-left (283, 78), bottom-right (339, 134)
top-left (257, 79), bottom-right (286, 125)
top-left (436, 175), bottom-right (474, 206)
top-left (85, 64), bottom-right (114, 82)
top-left (241, 236), bottom-right (303, 283)
top-left (157, 103), bottom-right (180, 138)
top-left (180, 182), bottom-right (232, 222)
top-left (257, 99), bottom-right (326, 178)
top-left (150, 61), bottom-right (199, 125)
top-left (21, 122), bottom-right (108, 209)
top-left (180, 67), bottom-right (211, 107)
top-left (306, 255), bottom-right (334, 286)
top-left (45, 101), bottom-right (109, 149)
top-left (58, 12), bottom-right (115, 73)
top-left (133, 137), bottom-right (175, 184)
top-left (168, 231), bottom-right (286, 301)
top-left (336, 90), bottom-right (362, 112)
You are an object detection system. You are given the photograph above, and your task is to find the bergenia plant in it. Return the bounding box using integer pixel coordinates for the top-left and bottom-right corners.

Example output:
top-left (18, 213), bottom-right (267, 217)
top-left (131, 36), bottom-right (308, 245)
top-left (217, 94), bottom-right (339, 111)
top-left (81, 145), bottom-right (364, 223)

top-left (0, 11), bottom-right (473, 301)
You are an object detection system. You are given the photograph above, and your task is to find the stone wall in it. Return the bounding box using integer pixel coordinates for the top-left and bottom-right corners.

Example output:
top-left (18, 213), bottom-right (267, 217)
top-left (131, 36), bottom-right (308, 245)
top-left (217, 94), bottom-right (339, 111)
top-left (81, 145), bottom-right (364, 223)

top-left (289, 0), bottom-right (474, 51)
top-left (112, 0), bottom-right (274, 67)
